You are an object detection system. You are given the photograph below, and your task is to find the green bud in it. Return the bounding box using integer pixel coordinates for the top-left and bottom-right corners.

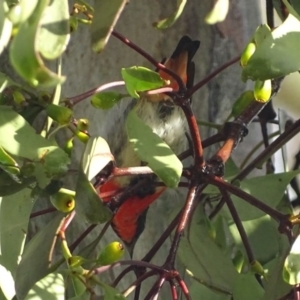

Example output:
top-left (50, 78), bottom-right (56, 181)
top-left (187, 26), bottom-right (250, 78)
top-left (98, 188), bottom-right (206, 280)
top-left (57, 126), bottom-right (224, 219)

top-left (50, 188), bottom-right (76, 213)
top-left (12, 90), bottom-right (26, 105)
top-left (38, 91), bottom-right (52, 104)
top-left (77, 118), bottom-right (89, 132)
top-left (232, 250), bottom-right (245, 273)
top-left (68, 256), bottom-right (86, 268)
top-left (91, 92), bottom-right (123, 110)
top-left (74, 129), bottom-right (89, 144)
top-left (69, 16), bottom-right (78, 32)
top-left (97, 241), bottom-right (125, 265)
top-left (204, 216), bottom-right (216, 240)
top-left (0, 146), bottom-right (20, 177)
top-left (46, 104), bottom-right (73, 125)
top-left (231, 90), bottom-right (255, 118)
top-left (251, 260), bottom-right (266, 277)
top-left (240, 42), bottom-right (256, 67)
top-left (63, 137), bottom-right (74, 157)
top-left (254, 79), bottom-right (272, 103)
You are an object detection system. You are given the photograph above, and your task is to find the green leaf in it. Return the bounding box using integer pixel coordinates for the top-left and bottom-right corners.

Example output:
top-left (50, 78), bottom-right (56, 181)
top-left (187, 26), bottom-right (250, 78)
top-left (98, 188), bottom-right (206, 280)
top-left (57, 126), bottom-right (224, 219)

top-left (0, 2), bottom-right (12, 56)
top-left (75, 136), bottom-right (112, 224)
top-left (37, 0), bottom-right (70, 60)
top-left (91, 0), bottom-right (127, 52)
top-left (232, 273), bottom-right (264, 300)
top-left (15, 213), bottom-right (64, 299)
top-left (263, 254), bottom-right (291, 300)
top-left (224, 158), bottom-right (239, 178)
top-left (291, 0), bottom-right (300, 17)
top-left (179, 205), bottom-right (238, 293)
top-left (121, 67), bottom-right (165, 98)
top-left (25, 272), bottom-right (65, 300)
top-left (91, 92), bottom-right (125, 109)
top-left (9, 0), bottom-right (65, 87)
top-left (228, 170), bottom-right (300, 221)
top-left (205, 0), bottom-right (229, 24)
top-left (7, 0), bottom-right (39, 24)
top-left (283, 234), bottom-right (300, 285)
top-left (229, 215), bottom-right (290, 265)
top-left (189, 280), bottom-right (231, 300)
top-left (253, 24), bottom-right (272, 46)
top-left (98, 281), bottom-right (126, 300)
top-left (0, 106), bottom-right (70, 177)
top-left (153, 0), bottom-right (187, 29)
top-left (126, 110), bottom-right (183, 188)
top-left (231, 91), bottom-right (255, 118)
top-left (0, 188), bottom-right (34, 300)
top-left (242, 12), bottom-right (300, 80)
top-left (46, 104), bottom-right (73, 125)
top-left (0, 145), bottom-right (20, 180)
top-left (68, 291), bottom-right (90, 300)
top-left (0, 170), bottom-right (35, 196)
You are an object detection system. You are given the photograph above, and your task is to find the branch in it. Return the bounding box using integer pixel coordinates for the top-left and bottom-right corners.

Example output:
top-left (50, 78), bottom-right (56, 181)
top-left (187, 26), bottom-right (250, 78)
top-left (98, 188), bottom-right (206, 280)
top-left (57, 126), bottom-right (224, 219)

top-left (205, 175), bottom-right (286, 222)
top-left (112, 30), bottom-right (186, 91)
top-left (235, 118), bottom-right (300, 181)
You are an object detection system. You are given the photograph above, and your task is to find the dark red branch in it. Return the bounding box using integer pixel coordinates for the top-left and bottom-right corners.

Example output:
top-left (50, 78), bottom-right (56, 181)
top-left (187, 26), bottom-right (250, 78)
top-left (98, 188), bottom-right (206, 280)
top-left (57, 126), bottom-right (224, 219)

top-left (112, 31), bottom-right (186, 91)
top-left (165, 183), bottom-right (205, 266)
top-left (220, 190), bottom-right (255, 263)
top-left (206, 175), bottom-right (286, 222)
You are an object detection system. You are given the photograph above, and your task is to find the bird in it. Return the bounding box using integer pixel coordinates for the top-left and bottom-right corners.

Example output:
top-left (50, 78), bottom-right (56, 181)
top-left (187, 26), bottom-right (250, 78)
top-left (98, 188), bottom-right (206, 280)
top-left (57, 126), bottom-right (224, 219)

top-left (97, 36), bottom-right (200, 255)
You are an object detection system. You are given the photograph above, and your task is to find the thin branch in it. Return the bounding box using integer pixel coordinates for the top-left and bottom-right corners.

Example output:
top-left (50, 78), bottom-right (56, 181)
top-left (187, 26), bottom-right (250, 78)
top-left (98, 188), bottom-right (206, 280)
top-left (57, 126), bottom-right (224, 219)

top-left (165, 183), bottom-right (204, 266)
top-left (181, 102), bottom-right (204, 167)
top-left (235, 118), bottom-right (300, 181)
top-left (66, 81), bottom-right (125, 106)
top-left (187, 56), bottom-right (240, 98)
top-left (220, 190), bottom-right (255, 263)
top-left (205, 175), bottom-right (286, 222)
top-left (111, 31), bottom-right (186, 91)
top-left (208, 196), bottom-right (225, 220)
top-left (122, 270), bottom-right (157, 298)
top-left (30, 207), bottom-right (56, 218)
top-left (93, 260), bottom-right (168, 275)
top-left (239, 130), bottom-right (280, 170)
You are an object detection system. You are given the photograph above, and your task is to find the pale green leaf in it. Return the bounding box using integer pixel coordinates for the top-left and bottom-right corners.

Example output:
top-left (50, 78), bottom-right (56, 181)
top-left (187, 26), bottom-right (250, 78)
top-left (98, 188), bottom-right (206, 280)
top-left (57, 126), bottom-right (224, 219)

top-left (25, 272), bottom-right (65, 300)
top-left (9, 0), bottom-right (65, 87)
top-left (37, 0), bottom-right (70, 60)
top-left (205, 0), bottom-right (229, 24)
top-left (126, 110), bottom-right (183, 188)
top-left (242, 12), bottom-right (300, 80)
top-left (153, 0), bottom-right (187, 29)
top-left (91, 0), bottom-right (127, 52)
top-left (121, 67), bottom-right (165, 98)
top-left (15, 213), bottom-right (64, 299)
top-left (75, 136), bottom-right (112, 224)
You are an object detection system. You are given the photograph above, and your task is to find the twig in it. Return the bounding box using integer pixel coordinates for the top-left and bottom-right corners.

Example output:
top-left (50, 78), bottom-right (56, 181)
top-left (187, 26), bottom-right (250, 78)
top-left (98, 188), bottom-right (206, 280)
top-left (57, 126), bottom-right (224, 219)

top-left (235, 118), bottom-right (300, 181)
top-left (66, 81), bottom-right (125, 106)
top-left (112, 31), bottom-right (185, 91)
top-left (205, 175), bottom-right (286, 222)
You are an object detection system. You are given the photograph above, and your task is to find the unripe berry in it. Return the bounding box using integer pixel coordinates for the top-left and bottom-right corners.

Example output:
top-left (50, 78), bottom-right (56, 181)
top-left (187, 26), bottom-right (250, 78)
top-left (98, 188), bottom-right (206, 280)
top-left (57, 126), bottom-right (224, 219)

top-left (254, 79), bottom-right (272, 103)
top-left (97, 241), bottom-right (124, 265)
top-left (50, 188), bottom-right (76, 213)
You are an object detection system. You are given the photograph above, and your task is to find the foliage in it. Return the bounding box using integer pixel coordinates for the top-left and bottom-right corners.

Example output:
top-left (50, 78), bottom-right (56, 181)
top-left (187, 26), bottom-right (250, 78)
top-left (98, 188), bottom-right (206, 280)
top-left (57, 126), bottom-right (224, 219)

top-left (1, 0), bottom-right (300, 299)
